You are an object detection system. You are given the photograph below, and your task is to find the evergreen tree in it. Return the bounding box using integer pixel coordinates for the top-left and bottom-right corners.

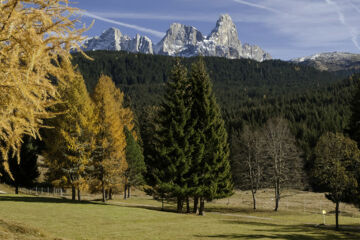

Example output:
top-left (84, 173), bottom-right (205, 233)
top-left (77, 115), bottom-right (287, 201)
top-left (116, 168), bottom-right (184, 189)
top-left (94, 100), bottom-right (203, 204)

top-left (189, 58), bottom-right (233, 215)
top-left (0, 136), bottom-right (40, 194)
top-left (43, 68), bottom-right (97, 201)
top-left (92, 75), bottom-right (129, 202)
top-left (147, 60), bottom-right (194, 212)
top-left (124, 127), bottom-right (146, 199)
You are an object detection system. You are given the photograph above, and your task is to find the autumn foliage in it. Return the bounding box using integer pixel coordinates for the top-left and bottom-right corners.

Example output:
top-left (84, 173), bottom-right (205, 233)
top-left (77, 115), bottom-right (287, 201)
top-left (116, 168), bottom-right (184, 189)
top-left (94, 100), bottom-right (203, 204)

top-left (92, 75), bottom-right (135, 202)
top-left (43, 67), bottom-right (97, 200)
top-left (0, 0), bottom-right (88, 172)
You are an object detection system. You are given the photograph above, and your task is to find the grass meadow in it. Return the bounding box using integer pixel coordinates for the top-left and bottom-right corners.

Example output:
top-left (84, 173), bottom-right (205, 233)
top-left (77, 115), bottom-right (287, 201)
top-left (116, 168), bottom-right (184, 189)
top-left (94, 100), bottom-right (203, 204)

top-left (0, 186), bottom-right (359, 240)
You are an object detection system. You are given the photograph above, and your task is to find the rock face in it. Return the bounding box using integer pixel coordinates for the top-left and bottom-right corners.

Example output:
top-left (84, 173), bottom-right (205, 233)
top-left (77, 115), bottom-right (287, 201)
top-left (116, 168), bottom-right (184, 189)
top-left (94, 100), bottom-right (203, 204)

top-left (291, 52), bottom-right (360, 71)
top-left (203, 14), bottom-right (242, 58)
top-left (154, 23), bottom-right (204, 56)
top-left (83, 14), bottom-right (271, 62)
top-left (83, 28), bottom-right (153, 54)
top-left (155, 14), bottom-right (271, 61)
top-left (242, 44), bottom-right (272, 62)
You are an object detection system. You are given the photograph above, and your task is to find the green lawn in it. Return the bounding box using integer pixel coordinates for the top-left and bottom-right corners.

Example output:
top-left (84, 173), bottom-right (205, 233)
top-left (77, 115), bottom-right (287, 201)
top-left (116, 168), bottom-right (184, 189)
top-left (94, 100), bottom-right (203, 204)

top-left (0, 190), bottom-right (360, 240)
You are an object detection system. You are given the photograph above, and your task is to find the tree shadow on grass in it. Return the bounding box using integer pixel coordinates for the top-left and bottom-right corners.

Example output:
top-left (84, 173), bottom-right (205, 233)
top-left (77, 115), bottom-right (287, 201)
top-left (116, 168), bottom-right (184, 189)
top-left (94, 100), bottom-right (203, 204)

top-left (196, 220), bottom-right (360, 240)
top-left (0, 195), bottom-right (105, 205)
top-left (0, 194), bottom-right (182, 213)
top-left (109, 202), bottom-right (179, 213)
top-left (206, 206), bottom-right (275, 215)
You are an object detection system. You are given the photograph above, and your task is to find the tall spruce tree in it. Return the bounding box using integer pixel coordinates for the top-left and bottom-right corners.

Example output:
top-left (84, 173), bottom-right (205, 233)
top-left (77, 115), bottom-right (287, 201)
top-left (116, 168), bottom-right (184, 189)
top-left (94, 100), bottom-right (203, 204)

top-left (189, 58), bottom-right (233, 215)
top-left (147, 60), bottom-right (194, 212)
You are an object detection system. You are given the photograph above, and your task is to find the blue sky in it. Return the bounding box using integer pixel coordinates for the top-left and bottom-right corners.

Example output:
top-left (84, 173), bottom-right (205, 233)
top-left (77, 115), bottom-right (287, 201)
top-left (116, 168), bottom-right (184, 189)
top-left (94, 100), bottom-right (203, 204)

top-left (74, 0), bottom-right (360, 60)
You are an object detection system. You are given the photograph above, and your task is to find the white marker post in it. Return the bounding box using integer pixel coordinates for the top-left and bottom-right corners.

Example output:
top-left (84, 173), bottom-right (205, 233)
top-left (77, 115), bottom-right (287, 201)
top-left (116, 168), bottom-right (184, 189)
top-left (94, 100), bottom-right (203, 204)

top-left (322, 210), bottom-right (326, 225)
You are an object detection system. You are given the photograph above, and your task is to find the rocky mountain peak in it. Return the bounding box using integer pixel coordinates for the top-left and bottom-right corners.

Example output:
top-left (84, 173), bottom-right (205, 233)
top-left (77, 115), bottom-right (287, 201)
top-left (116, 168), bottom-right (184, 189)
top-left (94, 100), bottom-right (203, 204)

top-left (154, 23), bottom-right (203, 55)
top-left (208, 14), bottom-right (241, 49)
top-left (83, 27), bottom-right (153, 54)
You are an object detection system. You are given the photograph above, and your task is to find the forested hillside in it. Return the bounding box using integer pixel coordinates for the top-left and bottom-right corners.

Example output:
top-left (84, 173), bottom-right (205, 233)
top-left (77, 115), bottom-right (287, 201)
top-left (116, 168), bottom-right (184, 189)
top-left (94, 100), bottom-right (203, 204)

top-left (72, 51), bottom-right (358, 188)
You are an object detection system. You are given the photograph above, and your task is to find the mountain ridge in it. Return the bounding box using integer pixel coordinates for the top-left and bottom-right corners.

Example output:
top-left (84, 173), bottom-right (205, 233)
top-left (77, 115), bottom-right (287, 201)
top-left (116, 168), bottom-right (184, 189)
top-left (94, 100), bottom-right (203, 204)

top-left (83, 14), bottom-right (271, 62)
top-left (291, 52), bottom-right (360, 72)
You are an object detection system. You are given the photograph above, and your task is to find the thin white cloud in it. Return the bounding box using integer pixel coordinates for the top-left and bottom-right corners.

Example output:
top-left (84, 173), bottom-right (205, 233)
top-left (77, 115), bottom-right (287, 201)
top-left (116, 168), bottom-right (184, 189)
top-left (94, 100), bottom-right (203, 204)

top-left (87, 12), bottom-right (215, 22)
top-left (87, 11), bottom-right (260, 24)
top-left (325, 0), bottom-right (360, 50)
top-left (230, 0), bottom-right (360, 56)
top-left (81, 11), bottom-right (165, 38)
top-left (233, 0), bottom-right (282, 14)
top-left (349, 0), bottom-right (360, 14)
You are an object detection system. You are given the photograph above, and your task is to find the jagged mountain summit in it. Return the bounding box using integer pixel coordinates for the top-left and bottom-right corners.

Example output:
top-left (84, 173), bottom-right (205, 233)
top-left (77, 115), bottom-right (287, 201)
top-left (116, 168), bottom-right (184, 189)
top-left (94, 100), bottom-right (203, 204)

top-left (83, 27), bottom-right (153, 54)
top-left (154, 23), bottom-right (204, 56)
top-left (291, 52), bottom-right (360, 71)
top-left (83, 14), bottom-right (271, 62)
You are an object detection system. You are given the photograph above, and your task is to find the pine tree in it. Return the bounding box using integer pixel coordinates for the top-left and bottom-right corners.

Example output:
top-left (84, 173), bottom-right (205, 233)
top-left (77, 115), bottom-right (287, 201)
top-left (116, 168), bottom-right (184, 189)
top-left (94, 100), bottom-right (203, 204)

top-left (124, 127), bottom-right (146, 199)
top-left (43, 68), bottom-right (97, 201)
top-left (92, 75), bottom-right (128, 202)
top-left (0, 0), bottom-right (90, 173)
top-left (189, 58), bottom-right (233, 215)
top-left (147, 60), bottom-right (194, 212)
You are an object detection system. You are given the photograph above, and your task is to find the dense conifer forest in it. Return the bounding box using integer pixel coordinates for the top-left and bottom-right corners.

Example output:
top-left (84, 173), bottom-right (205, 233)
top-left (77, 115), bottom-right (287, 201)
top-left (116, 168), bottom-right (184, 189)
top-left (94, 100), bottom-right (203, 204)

top-left (72, 50), bottom-right (359, 188)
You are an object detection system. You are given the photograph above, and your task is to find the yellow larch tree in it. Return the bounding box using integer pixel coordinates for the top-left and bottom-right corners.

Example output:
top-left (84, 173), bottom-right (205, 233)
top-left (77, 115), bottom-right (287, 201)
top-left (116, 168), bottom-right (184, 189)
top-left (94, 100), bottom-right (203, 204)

top-left (43, 62), bottom-right (97, 201)
top-left (92, 75), bottom-right (131, 202)
top-left (0, 0), bottom-right (89, 173)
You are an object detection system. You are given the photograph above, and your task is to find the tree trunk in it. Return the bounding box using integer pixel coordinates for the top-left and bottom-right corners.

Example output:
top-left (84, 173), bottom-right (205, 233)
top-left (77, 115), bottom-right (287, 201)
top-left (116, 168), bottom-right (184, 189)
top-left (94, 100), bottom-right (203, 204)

top-left (124, 184), bottom-right (127, 199)
top-left (77, 188), bottom-right (81, 201)
top-left (335, 201), bottom-right (339, 230)
top-left (251, 189), bottom-right (256, 210)
top-left (72, 186), bottom-right (76, 201)
top-left (15, 185), bottom-right (19, 195)
top-left (186, 197), bottom-right (190, 213)
top-left (199, 197), bottom-right (205, 216)
top-left (109, 188), bottom-right (112, 200)
top-left (274, 180), bottom-right (280, 211)
top-left (101, 180), bottom-right (106, 202)
top-left (127, 185), bottom-right (130, 198)
top-left (193, 196), bottom-right (199, 213)
top-left (177, 197), bottom-right (183, 213)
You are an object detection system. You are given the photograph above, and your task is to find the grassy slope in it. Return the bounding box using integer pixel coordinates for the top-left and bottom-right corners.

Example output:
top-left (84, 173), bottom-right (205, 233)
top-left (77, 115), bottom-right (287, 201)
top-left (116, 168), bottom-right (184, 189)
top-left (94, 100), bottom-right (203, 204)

top-left (0, 189), bottom-right (360, 240)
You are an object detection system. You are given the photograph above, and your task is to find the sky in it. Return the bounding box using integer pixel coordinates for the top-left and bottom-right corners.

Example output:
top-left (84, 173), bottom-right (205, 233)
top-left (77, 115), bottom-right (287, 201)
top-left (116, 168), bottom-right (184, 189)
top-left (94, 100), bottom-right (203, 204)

top-left (73, 0), bottom-right (360, 60)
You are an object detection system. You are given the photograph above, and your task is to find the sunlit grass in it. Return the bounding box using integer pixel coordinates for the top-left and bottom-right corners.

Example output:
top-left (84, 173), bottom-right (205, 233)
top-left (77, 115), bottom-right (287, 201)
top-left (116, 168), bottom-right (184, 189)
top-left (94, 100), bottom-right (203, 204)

top-left (0, 188), bottom-right (359, 240)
